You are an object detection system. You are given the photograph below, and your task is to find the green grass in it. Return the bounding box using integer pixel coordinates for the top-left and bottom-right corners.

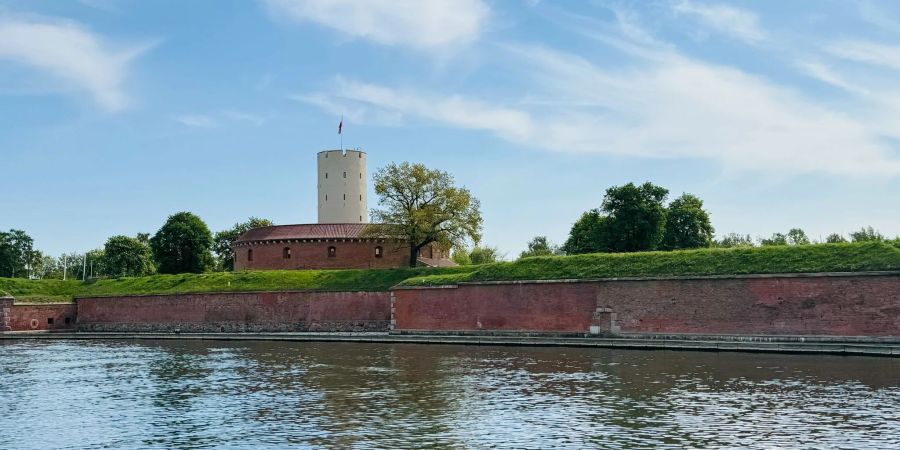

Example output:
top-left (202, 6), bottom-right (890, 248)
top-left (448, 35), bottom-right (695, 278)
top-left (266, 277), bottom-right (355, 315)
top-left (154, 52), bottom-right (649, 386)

top-left (0, 265), bottom-right (477, 302)
top-left (400, 242), bottom-right (900, 286)
top-left (3, 242), bottom-right (898, 300)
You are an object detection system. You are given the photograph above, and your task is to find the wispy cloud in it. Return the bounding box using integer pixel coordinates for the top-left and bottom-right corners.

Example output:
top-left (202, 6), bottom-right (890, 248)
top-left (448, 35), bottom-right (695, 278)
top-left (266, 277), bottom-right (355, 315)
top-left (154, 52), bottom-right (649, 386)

top-left (672, 0), bottom-right (766, 44)
top-left (175, 114), bottom-right (219, 128)
top-left (263, 0), bottom-right (489, 50)
top-left (0, 15), bottom-right (153, 112)
top-left (175, 110), bottom-right (271, 128)
top-left (828, 40), bottom-right (900, 72)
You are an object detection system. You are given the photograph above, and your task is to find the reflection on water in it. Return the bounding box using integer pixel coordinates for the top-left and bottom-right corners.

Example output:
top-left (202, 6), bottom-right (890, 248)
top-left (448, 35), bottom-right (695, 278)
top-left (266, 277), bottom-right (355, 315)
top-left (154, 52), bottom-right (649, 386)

top-left (1, 340), bottom-right (898, 449)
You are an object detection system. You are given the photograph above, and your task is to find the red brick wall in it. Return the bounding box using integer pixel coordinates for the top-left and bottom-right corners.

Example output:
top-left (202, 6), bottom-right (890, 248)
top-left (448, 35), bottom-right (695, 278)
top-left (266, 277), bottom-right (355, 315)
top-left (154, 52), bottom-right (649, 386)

top-left (6, 303), bottom-right (77, 331)
top-left (0, 297), bottom-right (11, 331)
top-left (392, 273), bottom-right (900, 337)
top-left (77, 291), bottom-right (391, 332)
top-left (234, 240), bottom-right (410, 270)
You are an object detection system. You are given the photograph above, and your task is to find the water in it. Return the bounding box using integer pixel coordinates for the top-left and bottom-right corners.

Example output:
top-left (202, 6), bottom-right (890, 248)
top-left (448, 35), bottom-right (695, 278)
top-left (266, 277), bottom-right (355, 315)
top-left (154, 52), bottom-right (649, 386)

top-left (1, 340), bottom-right (898, 449)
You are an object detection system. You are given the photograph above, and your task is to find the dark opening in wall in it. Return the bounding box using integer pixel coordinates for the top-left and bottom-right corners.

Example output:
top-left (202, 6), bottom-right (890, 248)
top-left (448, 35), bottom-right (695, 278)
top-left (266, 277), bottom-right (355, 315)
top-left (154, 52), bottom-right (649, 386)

top-left (47, 317), bottom-right (54, 325)
top-left (248, 249), bottom-right (253, 261)
top-left (375, 246), bottom-right (383, 258)
top-left (64, 317), bottom-right (71, 325)
top-left (343, 171), bottom-right (347, 178)
top-left (328, 246), bottom-right (337, 258)
top-left (283, 247), bottom-right (291, 259)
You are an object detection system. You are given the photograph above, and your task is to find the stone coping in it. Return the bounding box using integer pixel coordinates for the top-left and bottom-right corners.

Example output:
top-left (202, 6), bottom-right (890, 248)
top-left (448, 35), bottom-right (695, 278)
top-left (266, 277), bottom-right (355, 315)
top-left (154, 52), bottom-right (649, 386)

top-left (74, 289), bottom-right (387, 300)
top-left (392, 270), bottom-right (900, 289)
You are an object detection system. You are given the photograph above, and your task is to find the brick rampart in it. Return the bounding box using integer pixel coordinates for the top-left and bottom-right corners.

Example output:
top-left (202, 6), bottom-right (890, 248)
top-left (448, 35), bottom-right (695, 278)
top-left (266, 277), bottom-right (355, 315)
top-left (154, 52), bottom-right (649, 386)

top-left (234, 241), bottom-right (409, 270)
top-left (392, 273), bottom-right (900, 337)
top-left (6, 303), bottom-right (77, 331)
top-left (0, 297), bottom-right (12, 332)
top-left (76, 291), bottom-right (391, 332)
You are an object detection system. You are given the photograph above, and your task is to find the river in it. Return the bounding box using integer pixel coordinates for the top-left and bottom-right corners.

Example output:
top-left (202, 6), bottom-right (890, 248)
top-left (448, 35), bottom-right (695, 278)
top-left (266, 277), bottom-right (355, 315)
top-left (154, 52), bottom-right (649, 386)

top-left (1, 340), bottom-right (898, 449)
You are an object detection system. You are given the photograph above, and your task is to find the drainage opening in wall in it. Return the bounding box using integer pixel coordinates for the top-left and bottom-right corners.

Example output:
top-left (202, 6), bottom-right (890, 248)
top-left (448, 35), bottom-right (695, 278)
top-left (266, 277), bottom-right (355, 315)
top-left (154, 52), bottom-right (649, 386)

top-left (65, 317), bottom-right (71, 325)
top-left (47, 318), bottom-right (54, 325)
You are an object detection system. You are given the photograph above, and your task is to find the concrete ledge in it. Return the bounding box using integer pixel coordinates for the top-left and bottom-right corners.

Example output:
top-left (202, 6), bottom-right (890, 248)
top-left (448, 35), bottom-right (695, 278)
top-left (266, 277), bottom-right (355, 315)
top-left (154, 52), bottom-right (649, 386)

top-left (2, 332), bottom-right (898, 357)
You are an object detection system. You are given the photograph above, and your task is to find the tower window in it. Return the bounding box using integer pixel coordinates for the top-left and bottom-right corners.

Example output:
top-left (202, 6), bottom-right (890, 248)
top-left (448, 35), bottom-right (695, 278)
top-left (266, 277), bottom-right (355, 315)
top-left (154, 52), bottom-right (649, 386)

top-left (359, 194), bottom-right (362, 201)
top-left (325, 172), bottom-right (328, 179)
top-left (283, 247), bottom-right (291, 259)
top-left (375, 246), bottom-right (383, 258)
top-left (328, 246), bottom-right (336, 258)
top-left (343, 171), bottom-right (347, 178)
top-left (248, 249), bottom-right (253, 261)
top-left (325, 195), bottom-right (328, 201)
top-left (359, 173), bottom-right (362, 179)
top-left (343, 194), bottom-right (346, 200)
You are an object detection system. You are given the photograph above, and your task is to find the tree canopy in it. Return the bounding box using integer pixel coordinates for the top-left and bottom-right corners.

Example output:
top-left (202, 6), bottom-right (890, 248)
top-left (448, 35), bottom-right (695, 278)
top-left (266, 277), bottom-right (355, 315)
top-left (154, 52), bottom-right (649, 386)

top-left (213, 217), bottom-right (274, 271)
top-left (661, 194), bottom-right (714, 250)
top-left (519, 236), bottom-right (563, 259)
top-left (366, 162), bottom-right (482, 267)
top-left (601, 182), bottom-right (669, 252)
top-left (149, 212), bottom-right (214, 274)
top-left (104, 235), bottom-right (155, 277)
top-left (0, 229), bottom-right (35, 278)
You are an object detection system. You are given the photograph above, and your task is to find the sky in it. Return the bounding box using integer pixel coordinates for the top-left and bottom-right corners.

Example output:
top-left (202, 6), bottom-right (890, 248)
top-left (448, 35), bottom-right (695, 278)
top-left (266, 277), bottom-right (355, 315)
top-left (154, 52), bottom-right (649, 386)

top-left (2, 0), bottom-right (900, 258)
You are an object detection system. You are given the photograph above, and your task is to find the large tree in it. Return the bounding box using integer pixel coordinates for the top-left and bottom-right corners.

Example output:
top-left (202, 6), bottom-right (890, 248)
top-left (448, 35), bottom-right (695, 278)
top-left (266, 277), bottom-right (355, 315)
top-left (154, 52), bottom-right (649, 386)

top-left (104, 235), bottom-right (155, 277)
top-left (519, 236), bottom-right (563, 259)
top-left (601, 182), bottom-right (669, 252)
top-left (150, 212), bottom-right (214, 274)
top-left (562, 209), bottom-right (610, 255)
top-left (213, 217), bottom-right (274, 271)
top-left (661, 194), bottom-right (714, 250)
top-left (0, 229), bottom-right (34, 278)
top-left (366, 162), bottom-right (482, 267)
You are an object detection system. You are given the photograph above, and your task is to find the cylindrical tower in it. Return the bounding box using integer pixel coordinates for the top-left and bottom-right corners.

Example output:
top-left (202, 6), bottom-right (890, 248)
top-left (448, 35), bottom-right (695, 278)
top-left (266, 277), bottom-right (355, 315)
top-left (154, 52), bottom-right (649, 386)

top-left (317, 149), bottom-right (368, 223)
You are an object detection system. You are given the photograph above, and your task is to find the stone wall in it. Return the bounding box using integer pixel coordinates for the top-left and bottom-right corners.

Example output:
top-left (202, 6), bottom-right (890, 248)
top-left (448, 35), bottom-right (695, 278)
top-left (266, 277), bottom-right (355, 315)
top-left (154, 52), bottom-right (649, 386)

top-left (77, 291), bottom-right (391, 332)
top-left (234, 240), bottom-right (409, 271)
top-left (6, 303), bottom-right (77, 331)
top-left (392, 273), bottom-right (900, 337)
top-left (0, 297), bottom-right (12, 332)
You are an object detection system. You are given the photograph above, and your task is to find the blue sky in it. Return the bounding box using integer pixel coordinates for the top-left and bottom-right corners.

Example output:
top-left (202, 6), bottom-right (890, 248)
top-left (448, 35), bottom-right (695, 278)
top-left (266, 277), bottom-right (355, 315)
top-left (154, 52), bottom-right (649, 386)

top-left (3, 0), bottom-right (900, 258)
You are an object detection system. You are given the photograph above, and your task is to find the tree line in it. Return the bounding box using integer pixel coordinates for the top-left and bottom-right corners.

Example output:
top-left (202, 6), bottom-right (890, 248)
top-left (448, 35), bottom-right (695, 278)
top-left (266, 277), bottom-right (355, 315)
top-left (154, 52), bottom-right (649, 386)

top-left (0, 214), bottom-right (274, 279)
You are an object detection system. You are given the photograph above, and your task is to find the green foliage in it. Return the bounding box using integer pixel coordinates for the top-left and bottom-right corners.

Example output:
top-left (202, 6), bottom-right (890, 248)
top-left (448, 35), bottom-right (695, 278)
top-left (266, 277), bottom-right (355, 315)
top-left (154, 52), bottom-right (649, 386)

top-left (402, 242), bottom-right (900, 286)
top-left (662, 194), bottom-right (714, 250)
top-left (715, 233), bottom-right (754, 248)
top-left (562, 209), bottom-right (610, 255)
top-left (519, 236), bottom-right (563, 259)
top-left (451, 248), bottom-right (471, 265)
top-left (760, 233), bottom-right (787, 246)
top-left (0, 229), bottom-right (35, 278)
top-left (150, 212), bottom-right (214, 274)
top-left (786, 228), bottom-right (810, 245)
top-left (850, 226), bottom-right (884, 242)
top-left (469, 246), bottom-right (503, 265)
top-left (825, 233), bottom-right (848, 243)
top-left (0, 266), bottom-right (478, 302)
top-left (366, 162), bottom-right (482, 267)
top-left (103, 235), bottom-right (155, 277)
top-left (213, 217), bottom-right (274, 271)
top-left (602, 182), bottom-right (669, 252)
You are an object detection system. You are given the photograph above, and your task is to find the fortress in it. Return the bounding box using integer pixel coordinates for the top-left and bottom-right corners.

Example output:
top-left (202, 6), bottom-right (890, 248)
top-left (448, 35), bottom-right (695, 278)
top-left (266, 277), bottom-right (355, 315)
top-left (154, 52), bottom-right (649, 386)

top-left (233, 149), bottom-right (453, 270)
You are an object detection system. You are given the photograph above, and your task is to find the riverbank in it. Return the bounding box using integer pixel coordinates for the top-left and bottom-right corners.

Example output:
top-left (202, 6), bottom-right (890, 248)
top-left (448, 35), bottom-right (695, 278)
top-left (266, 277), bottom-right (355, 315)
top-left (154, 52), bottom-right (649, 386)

top-left (3, 331), bottom-right (898, 357)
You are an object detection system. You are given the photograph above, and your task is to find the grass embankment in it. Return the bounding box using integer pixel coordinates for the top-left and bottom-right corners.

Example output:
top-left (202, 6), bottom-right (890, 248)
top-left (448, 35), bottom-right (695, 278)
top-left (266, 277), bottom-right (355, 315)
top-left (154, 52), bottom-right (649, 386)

top-left (0, 266), bottom-right (477, 303)
top-left (400, 242), bottom-right (900, 287)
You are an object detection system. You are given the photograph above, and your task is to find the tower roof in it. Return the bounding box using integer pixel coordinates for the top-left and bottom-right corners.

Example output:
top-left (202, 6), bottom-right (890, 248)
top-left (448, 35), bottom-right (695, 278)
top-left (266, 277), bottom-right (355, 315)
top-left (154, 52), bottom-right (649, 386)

top-left (235, 223), bottom-right (374, 242)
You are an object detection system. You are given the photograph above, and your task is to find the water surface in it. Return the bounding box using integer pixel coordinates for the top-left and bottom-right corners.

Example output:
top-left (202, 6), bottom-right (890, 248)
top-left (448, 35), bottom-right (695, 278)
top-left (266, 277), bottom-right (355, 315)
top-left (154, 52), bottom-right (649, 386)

top-left (1, 340), bottom-right (898, 449)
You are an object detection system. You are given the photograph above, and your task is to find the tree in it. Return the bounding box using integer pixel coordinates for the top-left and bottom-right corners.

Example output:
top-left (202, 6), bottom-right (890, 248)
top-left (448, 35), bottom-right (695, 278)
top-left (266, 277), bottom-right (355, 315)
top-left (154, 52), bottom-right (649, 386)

top-left (519, 236), bottom-right (563, 259)
top-left (150, 212), bottom-right (214, 274)
top-left (563, 209), bottom-right (610, 255)
top-left (104, 235), bottom-right (155, 277)
top-left (601, 182), bottom-right (669, 252)
top-left (0, 229), bottom-right (34, 278)
top-left (850, 226), bottom-right (884, 242)
top-left (451, 247), bottom-right (472, 265)
top-left (786, 228), bottom-right (810, 245)
top-left (825, 233), bottom-right (847, 243)
top-left (715, 233), bottom-right (754, 248)
top-left (366, 162), bottom-right (482, 267)
top-left (213, 217), bottom-right (274, 271)
top-left (661, 194), bottom-right (714, 250)
top-left (469, 246), bottom-right (502, 265)
top-left (760, 233), bottom-right (787, 246)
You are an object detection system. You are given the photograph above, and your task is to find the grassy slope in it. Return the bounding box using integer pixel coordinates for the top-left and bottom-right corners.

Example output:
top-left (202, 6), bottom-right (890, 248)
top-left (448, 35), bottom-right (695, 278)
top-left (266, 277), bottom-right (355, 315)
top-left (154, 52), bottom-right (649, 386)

top-left (0, 266), bottom-right (476, 302)
top-left (400, 242), bottom-right (900, 286)
top-left (3, 242), bottom-right (899, 301)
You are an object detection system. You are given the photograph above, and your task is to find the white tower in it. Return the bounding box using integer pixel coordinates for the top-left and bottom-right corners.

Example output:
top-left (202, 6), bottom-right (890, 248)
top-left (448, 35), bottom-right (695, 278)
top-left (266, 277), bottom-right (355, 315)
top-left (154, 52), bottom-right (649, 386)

top-left (317, 149), bottom-right (368, 223)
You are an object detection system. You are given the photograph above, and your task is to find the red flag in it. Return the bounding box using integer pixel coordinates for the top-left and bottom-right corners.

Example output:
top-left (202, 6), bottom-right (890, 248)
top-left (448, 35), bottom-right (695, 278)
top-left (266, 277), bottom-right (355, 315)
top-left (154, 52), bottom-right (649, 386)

top-left (338, 119), bottom-right (343, 134)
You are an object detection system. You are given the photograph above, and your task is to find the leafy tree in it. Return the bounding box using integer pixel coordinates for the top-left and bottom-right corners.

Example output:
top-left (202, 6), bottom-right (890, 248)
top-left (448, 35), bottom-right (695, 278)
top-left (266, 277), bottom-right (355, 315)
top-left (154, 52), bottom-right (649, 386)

top-left (213, 217), bottom-right (274, 271)
top-left (150, 212), bottom-right (214, 274)
top-left (825, 233), bottom-right (847, 243)
top-left (601, 182), bottom-right (669, 252)
top-left (850, 226), bottom-right (884, 242)
top-left (563, 209), bottom-right (610, 255)
top-left (366, 162), bottom-right (482, 267)
top-left (715, 233), bottom-right (754, 248)
top-left (661, 194), bottom-right (714, 250)
top-left (451, 247), bottom-right (472, 265)
top-left (469, 246), bottom-right (502, 265)
top-left (0, 229), bottom-right (34, 278)
top-left (786, 228), bottom-right (810, 245)
top-left (519, 236), bottom-right (563, 259)
top-left (760, 233), bottom-right (788, 246)
top-left (104, 235), bottom-right (155, 277)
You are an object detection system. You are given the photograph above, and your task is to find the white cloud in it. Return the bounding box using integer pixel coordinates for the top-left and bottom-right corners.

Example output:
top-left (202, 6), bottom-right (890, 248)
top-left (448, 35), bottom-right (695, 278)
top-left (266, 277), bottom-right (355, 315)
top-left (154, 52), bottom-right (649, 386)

top-left (175, 110), bottom-right (271, 128)
top-left (0, 16), bottom-right (151, 112)
top-left (672, 0), bottom-right (766, 44)
top-left (263, 0), bottom-right (489, 49)
top-left (828, 40), bottom-right (900, 72)
top-left (796, 61), bottom-right (869, 95)
top-left (175, 114), bottom-right (219, 128)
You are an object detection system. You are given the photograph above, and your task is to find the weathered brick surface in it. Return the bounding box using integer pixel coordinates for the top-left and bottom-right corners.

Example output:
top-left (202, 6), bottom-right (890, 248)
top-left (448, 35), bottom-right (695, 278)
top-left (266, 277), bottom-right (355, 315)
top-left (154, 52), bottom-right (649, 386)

top-left (6, 303), bottom-right (77, 331)
top-left (234, 241), bottom-right (409, 270)
top-left (76, 291), bottom-right (391, 332)
top-left (0, 297), bottom-right (12, 332)
top-left (393, 274), bottom-right (900, 337)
